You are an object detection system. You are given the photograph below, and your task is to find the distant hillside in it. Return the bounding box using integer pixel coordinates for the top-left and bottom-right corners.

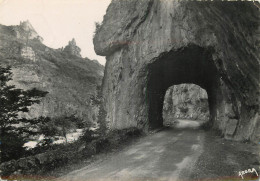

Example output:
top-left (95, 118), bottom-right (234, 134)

top-left (0, 21), bottom-right (104, 123)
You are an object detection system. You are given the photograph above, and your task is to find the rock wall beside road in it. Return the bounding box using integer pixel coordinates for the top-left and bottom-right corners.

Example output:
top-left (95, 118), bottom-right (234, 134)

top-left (94, 1), bottom-right (259, 142)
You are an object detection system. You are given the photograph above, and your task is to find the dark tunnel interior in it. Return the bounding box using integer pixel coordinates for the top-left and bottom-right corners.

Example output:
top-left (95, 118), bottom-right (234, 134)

top-left (147, 45), bottom-right (221, 129)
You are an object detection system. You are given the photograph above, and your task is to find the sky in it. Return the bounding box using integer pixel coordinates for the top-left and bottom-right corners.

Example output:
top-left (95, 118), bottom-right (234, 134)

top-left (0, 0), bottom-right (111, 65)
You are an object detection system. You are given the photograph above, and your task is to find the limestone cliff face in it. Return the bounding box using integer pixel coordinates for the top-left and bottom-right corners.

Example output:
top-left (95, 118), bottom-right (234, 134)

top-left (0, 22), bottom-right (104, 123)
top-left (94, 1), bottom-right (259, 142)
top-left (163, 84), bottom-right (209, 121)
top-left (20, 46), bottom-right (36, 61)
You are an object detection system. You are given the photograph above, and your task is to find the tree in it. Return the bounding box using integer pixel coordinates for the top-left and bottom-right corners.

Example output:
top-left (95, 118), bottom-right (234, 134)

top-left (90, 86), bottom-right (107, 136)
top-left (36, 116), bottom-right (58, 147)
top-left (0, 66), bottom-right (48, 162)
top-left (54, 115), bottom-right (76, 144)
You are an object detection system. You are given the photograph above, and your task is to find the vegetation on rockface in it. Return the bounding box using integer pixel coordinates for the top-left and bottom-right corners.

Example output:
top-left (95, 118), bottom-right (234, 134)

top-left (90, 86), bottom-right (107, 136)
top-left (0, 66), bottom-right (48, 162)
top-left (93, 22), bottom-right (102, 37)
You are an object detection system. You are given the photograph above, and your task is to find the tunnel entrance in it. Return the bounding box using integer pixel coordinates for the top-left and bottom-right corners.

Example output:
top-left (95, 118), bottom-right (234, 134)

top-left (163, 83), bottom-right (209, 127)
top-left (146, 45), bottom-right (220, 129)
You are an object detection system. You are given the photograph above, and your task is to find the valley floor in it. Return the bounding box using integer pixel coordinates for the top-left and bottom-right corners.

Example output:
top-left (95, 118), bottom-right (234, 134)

top-left (57, 120), bottom-right (259, 181)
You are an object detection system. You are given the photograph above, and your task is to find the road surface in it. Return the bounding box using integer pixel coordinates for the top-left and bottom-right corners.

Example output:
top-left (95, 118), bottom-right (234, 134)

top-left (59, 120), bottom-right (206, 181)
top-left (58, 119), bottom-right (259, 181)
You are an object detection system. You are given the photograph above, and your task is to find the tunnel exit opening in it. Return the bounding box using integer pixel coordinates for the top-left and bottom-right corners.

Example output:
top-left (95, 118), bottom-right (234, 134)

top-left (146, 45), bottom-right (220, 130)
top-left (162, 83), bottom-right (209, 127)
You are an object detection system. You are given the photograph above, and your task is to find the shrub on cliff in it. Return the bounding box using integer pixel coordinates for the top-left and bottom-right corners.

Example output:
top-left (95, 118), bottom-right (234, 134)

top-left (90, 86), bottom-right (107, 136)
top-left (0, 66), bottom-right (48, 162)
top-left (93, 22), bottom-right (102, 37)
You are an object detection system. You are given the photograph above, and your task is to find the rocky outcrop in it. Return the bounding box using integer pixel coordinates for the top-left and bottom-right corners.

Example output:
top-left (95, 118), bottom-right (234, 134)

top-left (20, 46), bottom-right (36, 61)
top-left (14, 20), bottom-right (43, 42)
top-left (163, 84), bottom-right (209, 121)
top-left (94, 1), bottom-right (259, 142)
top-left (63, 38), bottom-right (82, 57)
top-left (0, 22), bottom-right (104, 123)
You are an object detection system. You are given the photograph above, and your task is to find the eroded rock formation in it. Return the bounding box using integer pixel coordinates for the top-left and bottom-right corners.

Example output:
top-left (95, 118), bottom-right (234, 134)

top-left (63, 38), bottom-right (82, 58)
top-left (94, 0), bottom-right (259, 142)
top-left (20, 46), bottom-right (36, 61)
top-left (14, 20), bottom-right (43, 42)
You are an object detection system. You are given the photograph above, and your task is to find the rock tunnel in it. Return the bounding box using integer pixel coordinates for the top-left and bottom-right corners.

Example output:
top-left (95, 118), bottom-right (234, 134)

top-left (93, 1), bottom-right (259, 143)
top-left (147, 45), bottom-right (218, 129)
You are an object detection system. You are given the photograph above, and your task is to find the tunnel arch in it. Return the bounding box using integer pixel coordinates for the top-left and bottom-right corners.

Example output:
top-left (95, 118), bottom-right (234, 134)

top-left (146, 45), bottom-right (221, 129)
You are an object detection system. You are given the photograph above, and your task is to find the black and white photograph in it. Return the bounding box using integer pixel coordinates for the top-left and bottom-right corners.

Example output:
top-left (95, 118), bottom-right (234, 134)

top-left (0, 0), bottom-right (259, 180)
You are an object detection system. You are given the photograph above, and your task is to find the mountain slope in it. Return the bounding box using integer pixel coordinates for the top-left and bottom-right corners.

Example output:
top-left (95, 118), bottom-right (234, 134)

top-left (0, 21), bottom-right (104, 123)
